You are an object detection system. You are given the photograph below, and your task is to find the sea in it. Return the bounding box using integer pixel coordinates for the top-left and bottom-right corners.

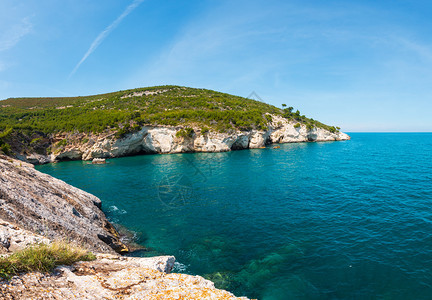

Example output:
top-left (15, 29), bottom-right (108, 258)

top-left (36, 133), bottom-right (432, 299)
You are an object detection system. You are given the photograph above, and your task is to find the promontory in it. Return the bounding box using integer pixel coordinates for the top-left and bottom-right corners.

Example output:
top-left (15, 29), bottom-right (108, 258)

top-left (0, 85), bottom-right (349, 164)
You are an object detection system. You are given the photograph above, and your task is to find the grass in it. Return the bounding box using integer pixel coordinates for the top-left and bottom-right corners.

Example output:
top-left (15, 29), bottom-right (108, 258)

top-left (0, 241), bottom-right (96, 279)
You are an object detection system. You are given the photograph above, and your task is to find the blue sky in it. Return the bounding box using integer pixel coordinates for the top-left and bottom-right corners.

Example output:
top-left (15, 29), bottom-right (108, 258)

top-left (1, 0), bottom-right (431, 131)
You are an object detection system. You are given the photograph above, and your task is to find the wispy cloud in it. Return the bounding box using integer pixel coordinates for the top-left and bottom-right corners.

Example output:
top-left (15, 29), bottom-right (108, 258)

top-left (0, 17), bottom-right (32, 75)
top-left (69, 0), bottom-right (145, 78)
top-left (395, 37), bottom-right (432, 62)
top-left (0, 17), bottom-right (32, 52)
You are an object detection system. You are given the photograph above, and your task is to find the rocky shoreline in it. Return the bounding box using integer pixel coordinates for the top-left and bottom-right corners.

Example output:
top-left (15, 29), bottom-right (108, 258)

top-left (0, 220), bottom-right (249, 299)
top-left (0, 155), bottom-right (127, 254)
top-left (20, 114), bottom-right (349, 165)
top-left (0, 155), bottom-right (251, 299)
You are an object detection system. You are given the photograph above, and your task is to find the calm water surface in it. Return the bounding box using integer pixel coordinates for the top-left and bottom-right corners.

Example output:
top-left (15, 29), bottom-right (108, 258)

top-left (36, 133), bottom-right (432, 299)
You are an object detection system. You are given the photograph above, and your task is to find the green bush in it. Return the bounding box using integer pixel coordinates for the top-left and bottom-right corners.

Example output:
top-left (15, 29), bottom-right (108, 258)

top-left (56, 139), bottom-right (67, 147)
top-left (265, 114), bottom-right (272, 123)
top-left (0, 241), bottom-right (96, 279)
top-left (115, 123), bottom-right (142, 139)
top-left (176, 127), bottom-right (194, 138)
top-left (328, 126), bottom-right (340, 133)
top-left (30, 137), bottom-right (42, 145)
top-left (0, 143), bottom-right (11, 155)
top-left (0, 128), bottom-right (12, 155)
top-left (294, 123), bottom-right (301, 129)
top-left (201, 127), bottom-right (209, 135)
top-left (0, 127), bottom-right (12, 139)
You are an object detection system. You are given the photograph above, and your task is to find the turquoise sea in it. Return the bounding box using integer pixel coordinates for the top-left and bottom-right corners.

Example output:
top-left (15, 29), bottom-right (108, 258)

top-left (36, 133), bottom-right (432, 299)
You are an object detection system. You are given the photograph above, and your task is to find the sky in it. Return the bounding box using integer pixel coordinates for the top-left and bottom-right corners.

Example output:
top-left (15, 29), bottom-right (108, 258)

top-left (1, 0), bottom-right (432, 132)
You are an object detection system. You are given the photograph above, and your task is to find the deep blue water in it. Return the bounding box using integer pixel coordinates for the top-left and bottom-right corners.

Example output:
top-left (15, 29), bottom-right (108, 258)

top-left (36, 133), bottom-right (432, 299)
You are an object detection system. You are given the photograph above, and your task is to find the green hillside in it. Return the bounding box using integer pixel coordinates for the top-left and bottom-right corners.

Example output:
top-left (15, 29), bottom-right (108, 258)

top-left (0, 86), bottom-right (339, 155)
top-left (0, 85), bottom-right (336, 132)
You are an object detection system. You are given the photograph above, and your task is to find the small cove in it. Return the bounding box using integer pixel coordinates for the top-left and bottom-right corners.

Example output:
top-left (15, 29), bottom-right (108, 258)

top-left (36, 133), bottom-right (432, 299)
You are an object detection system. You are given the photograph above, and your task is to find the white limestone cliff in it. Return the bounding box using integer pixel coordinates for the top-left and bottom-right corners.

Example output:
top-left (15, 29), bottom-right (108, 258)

top-left (22, 114), bottom-right (349, 164)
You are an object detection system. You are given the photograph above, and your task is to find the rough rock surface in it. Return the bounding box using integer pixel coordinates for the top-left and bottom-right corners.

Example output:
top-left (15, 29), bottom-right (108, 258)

top-left (0, 219), bottom-right (50, 253)
top-left (0, 155), bottom-right (127, 254)
top-left (23, 114), bottom-right (350, 164)
top-left (0, 253), bottom-right (250, 299)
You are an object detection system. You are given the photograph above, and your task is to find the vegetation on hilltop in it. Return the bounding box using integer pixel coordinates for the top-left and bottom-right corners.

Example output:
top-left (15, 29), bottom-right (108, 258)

top-left (0, 85), bottom-right (337, 133)
top-left (0, 86), bottom-right (340, 155)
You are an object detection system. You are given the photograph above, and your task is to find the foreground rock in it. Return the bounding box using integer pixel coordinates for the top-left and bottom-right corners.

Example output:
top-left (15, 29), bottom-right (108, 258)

top-left (92, 158), bottom-right (106, 164)
top-left (0, 155), bottom-right (127, 254)
top-left (0, 219), bottom-right (50, 253)
top-left (20, 114), bottom-right (350, 164)
top-left (0, 252), bottom-right (250, 300)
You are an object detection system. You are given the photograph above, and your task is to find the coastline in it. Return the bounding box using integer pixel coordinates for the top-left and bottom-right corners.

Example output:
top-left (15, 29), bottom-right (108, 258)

top-left (0, 155), bottom-right (251, 299)
top-left (18, 115), bottom-right (350, 165)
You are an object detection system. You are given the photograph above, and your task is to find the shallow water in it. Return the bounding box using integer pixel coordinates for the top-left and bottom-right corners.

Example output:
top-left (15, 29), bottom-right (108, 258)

top-left (36, 133), bottom-right (432, 299)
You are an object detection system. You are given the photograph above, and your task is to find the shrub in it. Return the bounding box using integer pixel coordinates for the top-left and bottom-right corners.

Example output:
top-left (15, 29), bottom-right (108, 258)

top-left (283, 107), bottom-right (293, 114)
top-left (328, 126), bottom-right (337, 133)
top-left (115, 123), bottom-right (142, 139)
top-left (306, 123), bottom-right (314, 130)
top-left (0, 143), bottom-right (11, 155)
top-left (176, 127), bottom-right (194, 138)
top-left (0, 128), bottom-right (13, 155)
top-left (56, 139), bottom-right (67, 147)
top-left (201, 127), bottom-right (209, 135)
top-left (0, 241), bottom-right (96, 279)
top-left (294, 123), bottom-right (301, 129)
top-left (265, 114), bottom-right (272, 123)
top-left (0, 128), bottom-right (12, 139)
top-left (30, 137), bottom-right (42, 145)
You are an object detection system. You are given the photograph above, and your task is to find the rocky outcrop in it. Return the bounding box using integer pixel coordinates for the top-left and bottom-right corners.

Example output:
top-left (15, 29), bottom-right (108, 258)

top-left (0, 253), bottom-right (249, 299)
top-left (0, 219), bottom-right (249, 299)
top-left (0, 156), bottom-right (251, 299)
top-left (0, 155), bottom-right (128, 254)
top-left (0, 219), bottom-right (50, 253)
top-left (21, 114), bottom-right (350, 164)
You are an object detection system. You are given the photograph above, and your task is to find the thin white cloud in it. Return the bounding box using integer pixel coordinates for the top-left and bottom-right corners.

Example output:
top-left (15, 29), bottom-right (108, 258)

top-left (396, 37), bottom-right (432, 62)
top-left (69, 0), bottom-right (145, 78)
top-left (0, 17), bottom-right (32, 51)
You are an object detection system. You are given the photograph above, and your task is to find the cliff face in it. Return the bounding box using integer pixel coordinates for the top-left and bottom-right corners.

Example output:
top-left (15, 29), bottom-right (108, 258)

top-left (22, 114), bottom-right (350, 164)
top-left (0, 155), bottom-right (127, 254)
